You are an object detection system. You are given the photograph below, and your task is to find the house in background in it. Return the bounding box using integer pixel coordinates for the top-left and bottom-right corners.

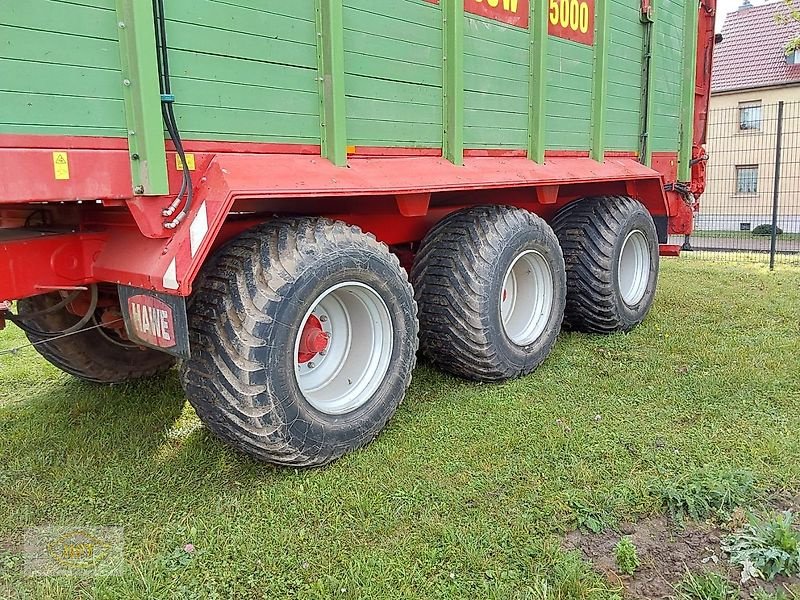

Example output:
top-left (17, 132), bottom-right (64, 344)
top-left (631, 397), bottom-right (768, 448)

top-left (700, 0), bottom-right (800, 233)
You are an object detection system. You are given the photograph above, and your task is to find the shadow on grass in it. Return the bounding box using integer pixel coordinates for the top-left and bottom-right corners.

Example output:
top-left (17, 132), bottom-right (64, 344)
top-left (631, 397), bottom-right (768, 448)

top-left (0, 359), bottom-right (499, 544)
top-left (1, 371), bottom-right (185, 453)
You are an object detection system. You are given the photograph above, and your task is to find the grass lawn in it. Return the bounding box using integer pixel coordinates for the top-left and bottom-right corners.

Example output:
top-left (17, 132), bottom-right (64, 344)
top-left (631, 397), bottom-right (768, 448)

top-left (691, 230), bottom-right (800, 243)
top-left (1, 259), bottom-right (799, 599)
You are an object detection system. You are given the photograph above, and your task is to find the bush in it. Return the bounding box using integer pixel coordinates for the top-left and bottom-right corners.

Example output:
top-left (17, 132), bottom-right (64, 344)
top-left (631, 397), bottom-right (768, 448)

top-left (752, 224), bottom-right (784, 236)
top-left (723, 511), bottom-right (800, 582)
top-left (614, 537), bottom-right (640, 576)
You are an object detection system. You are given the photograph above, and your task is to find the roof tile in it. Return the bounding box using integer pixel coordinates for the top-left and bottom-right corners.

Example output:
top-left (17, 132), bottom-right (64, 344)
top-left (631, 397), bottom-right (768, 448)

top-left (712, 0), bottom-right (800, 92)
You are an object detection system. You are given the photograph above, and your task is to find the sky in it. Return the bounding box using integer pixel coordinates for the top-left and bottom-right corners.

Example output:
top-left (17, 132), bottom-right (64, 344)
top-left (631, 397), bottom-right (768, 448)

top-left (714, 0), bottom-right (770, 32)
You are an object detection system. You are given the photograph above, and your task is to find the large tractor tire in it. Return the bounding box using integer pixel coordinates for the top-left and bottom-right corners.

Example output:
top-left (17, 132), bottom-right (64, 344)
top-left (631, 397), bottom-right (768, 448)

top-left (412, 205), bottom-right (567, 382)
top-left (15, 292), bottom-right (175, 384)
top-left (552, 195), bottom-right (659, 333)
top-left (180, 218), bottom-right (418, 467)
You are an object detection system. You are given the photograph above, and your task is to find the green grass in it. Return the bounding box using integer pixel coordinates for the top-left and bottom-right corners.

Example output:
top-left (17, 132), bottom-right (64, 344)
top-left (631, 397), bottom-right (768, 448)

top-left (1, 259), bottom-right (799, 598)
top-left (675, 571), bottom-right (740, 600)
top-left (692, 230), bottom-right (800, 242)
top-left (753, 588), bottom-right (800, 600)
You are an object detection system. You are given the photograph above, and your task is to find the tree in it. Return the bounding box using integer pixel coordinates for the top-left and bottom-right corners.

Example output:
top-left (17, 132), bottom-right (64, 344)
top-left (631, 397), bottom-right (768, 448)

top-left (776, 0), bottom-right (800, 54)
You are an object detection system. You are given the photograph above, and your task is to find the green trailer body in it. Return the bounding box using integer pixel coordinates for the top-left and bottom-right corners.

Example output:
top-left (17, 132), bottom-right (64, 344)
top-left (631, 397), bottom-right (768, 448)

top-left (0, 0), bottom-right (717, 466)
top-left (2, 0), bottom-right (696, 171)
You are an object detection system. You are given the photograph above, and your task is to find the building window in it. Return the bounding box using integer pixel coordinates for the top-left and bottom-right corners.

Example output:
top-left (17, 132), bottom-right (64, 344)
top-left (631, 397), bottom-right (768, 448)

top-left (739, 102), bottom-right (762, 131)
top-left (736, 165), bottom-right (758, 194)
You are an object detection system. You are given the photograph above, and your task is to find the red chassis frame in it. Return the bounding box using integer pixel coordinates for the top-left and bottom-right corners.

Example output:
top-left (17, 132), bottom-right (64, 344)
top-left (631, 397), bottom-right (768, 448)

top-left (0, 134), bottom-right (693, 302)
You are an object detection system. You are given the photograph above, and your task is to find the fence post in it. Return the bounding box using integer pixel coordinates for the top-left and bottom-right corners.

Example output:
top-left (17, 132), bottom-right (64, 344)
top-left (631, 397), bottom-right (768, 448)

top-left (770, 101), bottom-right (785, 270)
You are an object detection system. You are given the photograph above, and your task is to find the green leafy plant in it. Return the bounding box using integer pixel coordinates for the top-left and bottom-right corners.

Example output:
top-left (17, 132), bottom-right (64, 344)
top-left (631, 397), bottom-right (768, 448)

top-left (752, 224), bottom-right (784, 237)
top-left (614, 536), bottom-right (640, 576)
top-left (160, 543), bottom-right (204, 572)
top-left (752, 588), bottom-right (798, 600)
top-left (568, 498), bottom-right (613, 534)
top-left (0, 550), bottom-right (22, 574)
top-left (654, 468), bottom-right (755, 523)
top-left (723, 512), bottom-right (800, 582)
top-left (675, 570), bottom-right (740, 600)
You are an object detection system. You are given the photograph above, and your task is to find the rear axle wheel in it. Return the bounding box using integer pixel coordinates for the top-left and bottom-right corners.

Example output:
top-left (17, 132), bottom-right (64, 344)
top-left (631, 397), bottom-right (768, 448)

top-left (553, 195), bottom-right (659, 333)
top-left (15, 292), bottom-right (174, 384)
top-left (412, 205), bottom-right (567, 382)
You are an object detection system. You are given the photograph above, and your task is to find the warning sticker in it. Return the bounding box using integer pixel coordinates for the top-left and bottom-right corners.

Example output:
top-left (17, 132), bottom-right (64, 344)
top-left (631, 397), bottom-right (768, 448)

top-left (176, 153), bottom-right (196, 171)
top-left (52, 152), bottom-right (70, 180)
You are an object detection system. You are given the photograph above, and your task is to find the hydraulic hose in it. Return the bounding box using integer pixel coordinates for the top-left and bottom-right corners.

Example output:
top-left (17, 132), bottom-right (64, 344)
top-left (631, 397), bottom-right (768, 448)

top-left (6, 285), bottom-right (99, 338)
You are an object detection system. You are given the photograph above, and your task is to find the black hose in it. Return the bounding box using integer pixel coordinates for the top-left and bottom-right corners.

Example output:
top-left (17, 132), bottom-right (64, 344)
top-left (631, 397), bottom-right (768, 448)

top-left (161, 103), bottom-right (188, 214)
top-left (8, 289), bottom-right (82, 319)
top-left (7, 285), bottom-right (99, 338)
top-left (152, 0), bottom-right (193, 227)
top-left (91, 314), bottom-right (140, 349)
top-left (167, 105), bottom-right (194, 219)
top-left (155, 0), bottom-right (171, 92)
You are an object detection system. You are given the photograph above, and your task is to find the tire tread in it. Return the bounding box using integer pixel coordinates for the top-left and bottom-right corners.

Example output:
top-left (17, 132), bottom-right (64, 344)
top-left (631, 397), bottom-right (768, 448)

top-left (181, 218), bottom-right (417, 467)
top-left (412, 205), bottom-right (565, 382)
top-left (17, 295), bottom-right (175, 384)
top-left (552, 195), bottom-right (658, 333)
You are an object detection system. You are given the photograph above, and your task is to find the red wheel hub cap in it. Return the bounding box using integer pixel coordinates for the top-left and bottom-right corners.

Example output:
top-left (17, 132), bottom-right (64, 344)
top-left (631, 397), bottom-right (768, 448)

top-left (298, 315), bottom-right (330, 364)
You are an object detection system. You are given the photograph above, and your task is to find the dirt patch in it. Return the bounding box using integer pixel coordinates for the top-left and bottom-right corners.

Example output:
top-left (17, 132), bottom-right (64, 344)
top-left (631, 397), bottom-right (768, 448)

top-left (563, 494), bottom-right (800, 599)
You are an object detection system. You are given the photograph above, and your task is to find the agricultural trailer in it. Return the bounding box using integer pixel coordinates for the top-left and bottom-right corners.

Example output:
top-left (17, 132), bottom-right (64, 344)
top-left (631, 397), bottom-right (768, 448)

top-left (0, 0), bottom-right (715, 466)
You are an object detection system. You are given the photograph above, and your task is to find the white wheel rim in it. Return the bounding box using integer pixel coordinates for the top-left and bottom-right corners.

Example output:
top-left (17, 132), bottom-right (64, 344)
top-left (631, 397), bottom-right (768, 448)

top-left (500, 250), bottom-right (555, 346)
top-left (618, 230), bottom-right (651, 306)
top-left (294, 282), bottom-right (393, 415)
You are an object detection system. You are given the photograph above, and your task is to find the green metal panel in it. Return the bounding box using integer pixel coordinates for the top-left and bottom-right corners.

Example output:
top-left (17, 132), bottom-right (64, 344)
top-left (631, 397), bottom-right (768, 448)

top-left (315, 0), bottom-right (348, 166)
top-left (679, 0), bottom-right (698, 181)
top-left (115, 0), bottom-right (168, 195)
top-left (545, 39), bottom-right (593, 150)
top-left (1, 0), bottom-right (694, 162)
top-left (159, 0), bottom-right (321, 146)
top-left (605, 0), bottom-right (645, 153)
top-left (0, 1), bottom-right (322, 146)
top-left (0, 2), bottom-right (126, 136)
top-left (442, 0), bottom-right (464, 164)
top-left (650, 0), bottom-right (685, 153)
top-left (590, 0), bottom-right (610, 161)
top-left (528, 0), bottom-right (549, 163)
top-left (463, 16), bottom-right (528, 150)
top-left (341, 0), bottom-right (442, 148)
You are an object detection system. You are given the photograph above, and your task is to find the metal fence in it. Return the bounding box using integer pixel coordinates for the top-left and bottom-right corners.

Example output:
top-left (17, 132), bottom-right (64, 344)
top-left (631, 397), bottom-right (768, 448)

top-left (671, 100), bottom-right (800, 267)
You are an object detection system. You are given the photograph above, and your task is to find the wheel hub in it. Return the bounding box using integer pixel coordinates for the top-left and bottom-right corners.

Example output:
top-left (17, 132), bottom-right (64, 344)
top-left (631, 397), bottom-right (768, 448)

top-left (294, 282), bottom-right (393, 415)
top-left (297, 315), bottom-right (330, 364)
top-left (499, 250), bottom-right (555, 347)
top-left (617, 229), bottom-right (651, 306)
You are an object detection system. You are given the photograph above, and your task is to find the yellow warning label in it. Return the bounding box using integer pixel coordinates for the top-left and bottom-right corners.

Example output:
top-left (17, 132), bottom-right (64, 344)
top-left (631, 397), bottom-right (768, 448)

top-left (176, 153), bottom-right (196, 171)
top-left (52, 152), bottom-right (70, 180)
top-left (346, 145), bottom-right (357, 155)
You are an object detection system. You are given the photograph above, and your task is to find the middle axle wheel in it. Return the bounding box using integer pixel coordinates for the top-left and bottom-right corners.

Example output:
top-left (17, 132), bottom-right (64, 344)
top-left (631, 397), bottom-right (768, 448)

top-left (412, 205), bottom-right (567, 382)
